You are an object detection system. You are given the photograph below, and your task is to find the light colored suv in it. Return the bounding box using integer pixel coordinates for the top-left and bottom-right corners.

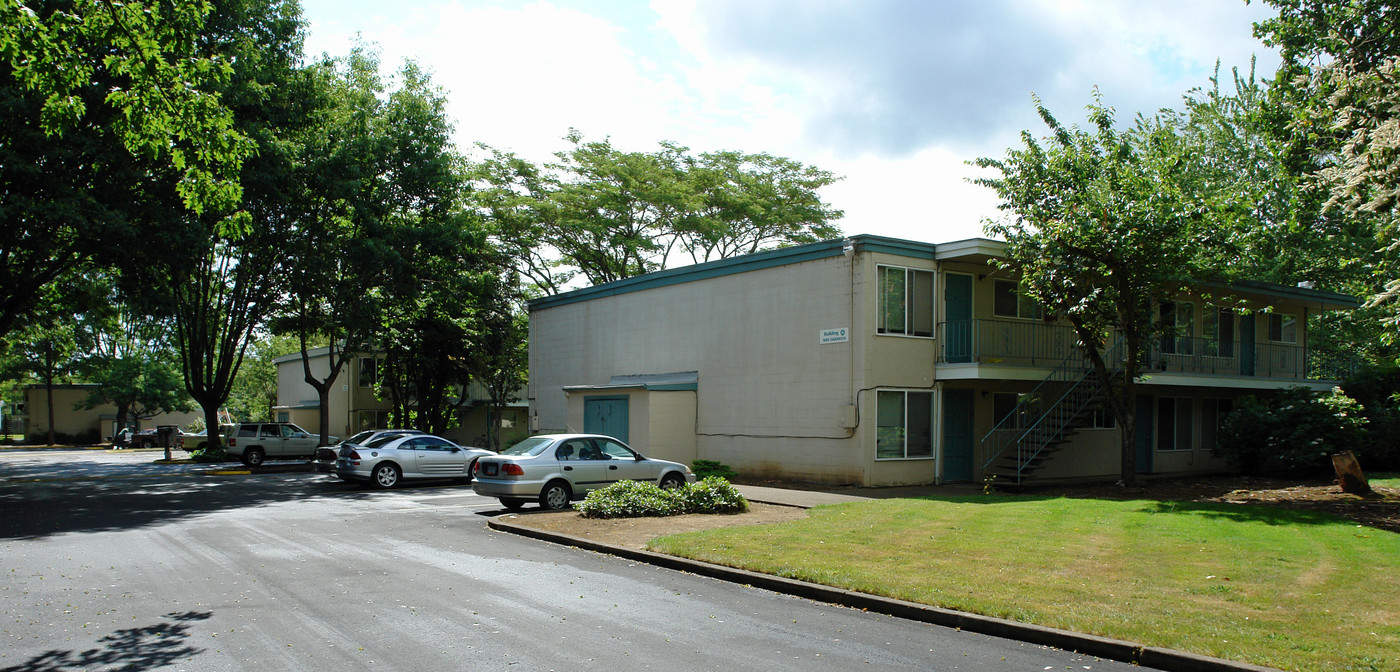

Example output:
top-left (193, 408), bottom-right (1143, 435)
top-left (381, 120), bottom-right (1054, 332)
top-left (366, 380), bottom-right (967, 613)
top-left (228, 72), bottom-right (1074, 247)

top-left (225, 422), bottom-right (333, 466)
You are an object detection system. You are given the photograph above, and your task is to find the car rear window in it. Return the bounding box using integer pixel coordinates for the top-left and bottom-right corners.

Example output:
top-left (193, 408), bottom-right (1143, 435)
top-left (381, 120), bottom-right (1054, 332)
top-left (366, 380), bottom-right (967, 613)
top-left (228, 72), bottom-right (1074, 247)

top-left (501, 437), bottom-right (553, 456)
top-left (237, 426), bottom-right (258, 438)
top-left (365, 433), bottom-right (409, 448)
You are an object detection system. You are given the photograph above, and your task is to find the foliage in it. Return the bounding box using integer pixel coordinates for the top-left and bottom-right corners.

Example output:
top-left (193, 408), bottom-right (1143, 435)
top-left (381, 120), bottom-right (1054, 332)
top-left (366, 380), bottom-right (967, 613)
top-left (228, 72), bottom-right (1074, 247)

top-left (973, 92), bottom-right (1209, 486)
top-left (1216, 386), bottom-right (1368, 475)
top-left (188, 445), bottom-right (231, 463)
top-left (691, 459), bottom-right (738, 480)
top-left (1340, 365), bottom-right (1400, 470)
top-left (474, 132), bottom-right (843, 295)
top-left (225, 332), bottom-right (301, 422)
top-left (0, 0), bottom-right (252, 342)
top-left (576, 477), bottom-right (748, 519)
top-left (1255, 1), bottom-right (1400, 342)
top-left (471, 285), bottom-right (529, 451)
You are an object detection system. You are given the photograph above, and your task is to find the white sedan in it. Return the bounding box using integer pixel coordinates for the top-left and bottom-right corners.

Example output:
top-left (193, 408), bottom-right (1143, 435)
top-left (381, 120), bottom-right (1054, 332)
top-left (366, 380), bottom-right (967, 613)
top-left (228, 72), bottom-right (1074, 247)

top-left (335, 433), bottom-right (493, 489)
top-left (471, 434), bottom-right (696, 511)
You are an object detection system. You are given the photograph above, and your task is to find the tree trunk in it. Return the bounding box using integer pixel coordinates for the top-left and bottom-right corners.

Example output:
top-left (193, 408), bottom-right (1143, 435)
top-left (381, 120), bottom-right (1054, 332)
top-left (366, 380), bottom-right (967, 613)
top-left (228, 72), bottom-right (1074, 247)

top-left (1332, 451), bottom-right (1372, 495)
top-left (44, 373), bottom-right (55, 446)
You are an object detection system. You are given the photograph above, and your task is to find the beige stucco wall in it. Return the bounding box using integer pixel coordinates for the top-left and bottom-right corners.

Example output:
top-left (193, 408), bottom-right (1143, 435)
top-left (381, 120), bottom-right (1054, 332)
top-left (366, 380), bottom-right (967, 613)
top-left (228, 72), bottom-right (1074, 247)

top-left (24, 385), bottom-right (202, 442)
top-left (534, 253), bottom-right (869, 483)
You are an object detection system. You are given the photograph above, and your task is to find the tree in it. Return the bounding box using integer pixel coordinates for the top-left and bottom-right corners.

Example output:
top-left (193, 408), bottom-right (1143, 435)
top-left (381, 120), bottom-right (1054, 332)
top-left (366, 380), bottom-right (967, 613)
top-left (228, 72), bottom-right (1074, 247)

top-left (471, 280), bottom-right (529, 451)
top-left (149, 0), bottom-right (312, 452)
top-left (225, 332), bottom-right (300, 422)
top-left (1255, 1), bottom-right (1400, 339)
top-left (973, 94), bottom-right (1209, 487)
top-left (0, 0), bottom-right (252, 342)
top-left (474, 132), bottom-right (843, 295)
top-left (73, 279), bottom-right (193, 433)
top-left (2, 281), bottom-right (81, 444)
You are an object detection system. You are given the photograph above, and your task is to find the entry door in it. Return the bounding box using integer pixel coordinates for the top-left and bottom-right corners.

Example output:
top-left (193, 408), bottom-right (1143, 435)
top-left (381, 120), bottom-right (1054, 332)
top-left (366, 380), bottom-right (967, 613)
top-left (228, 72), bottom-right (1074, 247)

top-left (1239, 313), bottom-right (1256, 376)
top-left (584, 397), bottom-right (629, 444)
top-left (941, 390), bottom-right (974, 482)
top-left (944, 274), bottom-right (973, 363)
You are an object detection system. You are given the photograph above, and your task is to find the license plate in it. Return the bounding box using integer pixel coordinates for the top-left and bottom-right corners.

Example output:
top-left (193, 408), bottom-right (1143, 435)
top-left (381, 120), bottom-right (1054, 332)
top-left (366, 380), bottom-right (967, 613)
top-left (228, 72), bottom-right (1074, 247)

top-left (483, 463), bottom-right (498, 476)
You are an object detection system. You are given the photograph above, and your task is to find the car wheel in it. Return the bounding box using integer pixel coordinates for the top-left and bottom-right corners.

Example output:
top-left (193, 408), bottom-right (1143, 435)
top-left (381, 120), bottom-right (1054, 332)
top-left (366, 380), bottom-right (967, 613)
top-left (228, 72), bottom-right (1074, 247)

top-left (500, 498), bottom-right (526, 512)
top-left (659, 473), bottom-right (685, 490)
top-left (371, 463), bottom-right (401, 489)
top-left (141, 439), bottom-right (154, 449)
top-left (539, 480), bottom-right (572, 510)
top-left (242, 448), bottom-right (265, 467)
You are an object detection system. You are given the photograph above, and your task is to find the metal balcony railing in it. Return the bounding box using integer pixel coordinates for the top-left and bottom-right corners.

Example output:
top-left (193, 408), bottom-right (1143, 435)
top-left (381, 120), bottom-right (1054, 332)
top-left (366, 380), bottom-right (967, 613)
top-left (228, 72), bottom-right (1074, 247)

top-left (940, 319), bottom-right (1358, 382)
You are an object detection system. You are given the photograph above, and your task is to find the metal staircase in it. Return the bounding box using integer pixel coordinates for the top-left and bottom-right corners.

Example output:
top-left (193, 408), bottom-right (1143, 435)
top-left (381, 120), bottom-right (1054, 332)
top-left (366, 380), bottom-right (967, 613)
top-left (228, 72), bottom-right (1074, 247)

top-left (980, 339), bottom-right (1124, 485)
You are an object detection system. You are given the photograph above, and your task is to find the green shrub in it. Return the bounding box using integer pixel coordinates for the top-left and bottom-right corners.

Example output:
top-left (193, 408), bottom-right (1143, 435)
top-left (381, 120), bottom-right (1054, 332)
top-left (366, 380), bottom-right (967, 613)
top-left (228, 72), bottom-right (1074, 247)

top-left (189, 446), bottom-right (231, 463)
top-left (577, 477), bottom-right (750, 518)
top-left (1217, 386), bottom-right (1368, 475)
top-left (691, 459), bottom-right (738, 480)
top-left (1341, 365), bottom-right (1400, 470)
top-left (678, 476), bottom-right (749, 514)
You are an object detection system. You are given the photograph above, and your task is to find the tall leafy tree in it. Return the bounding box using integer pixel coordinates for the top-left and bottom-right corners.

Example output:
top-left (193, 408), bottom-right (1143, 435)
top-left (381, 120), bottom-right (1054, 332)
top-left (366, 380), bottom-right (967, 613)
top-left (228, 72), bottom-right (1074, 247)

top-left (471, 278), bottom-right (529, 451)
top-left (74, 277), bottom-right (192, 433)
top-left (1255, 1), bottom-right (1400, 339)
top-left (474, 132), bottom-right (843, 295)
top-left (148, 0), bottom-right (312, 451)
top-left (0, 0), bottom-right (251, 341)
top-left (973, 94), bottom-right (1209, 487)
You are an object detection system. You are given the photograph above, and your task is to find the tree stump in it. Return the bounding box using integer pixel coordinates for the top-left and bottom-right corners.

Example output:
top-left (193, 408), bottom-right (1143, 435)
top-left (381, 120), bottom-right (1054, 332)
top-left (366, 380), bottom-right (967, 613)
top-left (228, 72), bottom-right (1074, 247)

top-left (1331, 451), bottom-right (1372, 495)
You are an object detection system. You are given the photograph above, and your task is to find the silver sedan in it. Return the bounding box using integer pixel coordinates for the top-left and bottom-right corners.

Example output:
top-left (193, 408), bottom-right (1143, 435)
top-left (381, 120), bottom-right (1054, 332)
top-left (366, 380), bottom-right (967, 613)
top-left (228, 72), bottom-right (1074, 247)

top-left (471, 433), bottom-right (696, 511)
top-left (336, 433), bottom-right (493, 489)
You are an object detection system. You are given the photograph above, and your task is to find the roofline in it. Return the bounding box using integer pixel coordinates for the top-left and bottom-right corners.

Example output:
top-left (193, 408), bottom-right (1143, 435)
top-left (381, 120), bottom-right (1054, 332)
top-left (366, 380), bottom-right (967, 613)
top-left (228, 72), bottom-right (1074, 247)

top-left (524, 234), bottom-right (1360, 312)
top-left (530, 235), bottom-right (942, 311)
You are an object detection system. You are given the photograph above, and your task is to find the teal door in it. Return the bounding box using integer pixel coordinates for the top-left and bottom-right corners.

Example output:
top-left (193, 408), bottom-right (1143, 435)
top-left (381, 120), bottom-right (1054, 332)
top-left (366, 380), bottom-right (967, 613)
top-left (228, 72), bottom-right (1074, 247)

top-left (941, 389), bottom-right (974, 481)
top-left (944, 274), bottom-right (973, 363)
top-left (584, 397), bottom-right (629, 444)
top-left (1135, 395), bottom-right (1154, 474)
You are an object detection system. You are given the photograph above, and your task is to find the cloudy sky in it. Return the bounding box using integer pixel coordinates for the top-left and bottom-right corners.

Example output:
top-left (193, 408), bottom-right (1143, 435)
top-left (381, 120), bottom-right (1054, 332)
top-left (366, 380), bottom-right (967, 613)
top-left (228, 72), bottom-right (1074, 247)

top-left (299, 0), bottom-right (1281, 244)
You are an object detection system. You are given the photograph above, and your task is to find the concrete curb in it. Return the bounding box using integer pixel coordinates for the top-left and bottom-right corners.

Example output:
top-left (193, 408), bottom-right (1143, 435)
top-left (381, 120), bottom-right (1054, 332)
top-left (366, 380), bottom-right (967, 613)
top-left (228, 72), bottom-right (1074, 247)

top-left (486, 518), bottom-right (1281, 672)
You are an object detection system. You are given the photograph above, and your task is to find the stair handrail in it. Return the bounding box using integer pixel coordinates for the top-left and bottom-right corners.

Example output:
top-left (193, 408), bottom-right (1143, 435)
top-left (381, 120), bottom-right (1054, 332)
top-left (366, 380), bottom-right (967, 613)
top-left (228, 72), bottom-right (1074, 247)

top-left (981, 336), bottom-right (1125, 482)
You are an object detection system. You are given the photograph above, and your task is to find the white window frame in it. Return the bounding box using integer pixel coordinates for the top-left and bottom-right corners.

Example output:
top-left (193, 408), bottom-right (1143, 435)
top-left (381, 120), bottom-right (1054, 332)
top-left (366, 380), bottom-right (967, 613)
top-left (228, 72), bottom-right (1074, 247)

top-left (875, 389), bottom-right (935, 460)
top-left (1160, 301), bottom-right (1195, 355)
top-left (877, 265), bottom-right (935, 338)
top-left (358, 356), bottom-right (382, 388)
top-left (1202, 306), bottom-right (1236, 359)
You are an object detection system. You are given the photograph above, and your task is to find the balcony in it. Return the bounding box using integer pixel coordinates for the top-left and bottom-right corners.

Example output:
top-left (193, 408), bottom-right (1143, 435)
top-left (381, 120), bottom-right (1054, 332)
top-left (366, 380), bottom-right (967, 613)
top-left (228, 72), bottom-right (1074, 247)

top-left (937, 319), bottom-right (1357, 382)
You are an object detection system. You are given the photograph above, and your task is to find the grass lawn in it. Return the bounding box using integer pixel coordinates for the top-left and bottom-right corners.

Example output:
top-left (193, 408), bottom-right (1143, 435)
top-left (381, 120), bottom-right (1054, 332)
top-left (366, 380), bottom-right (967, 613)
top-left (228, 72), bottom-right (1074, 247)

top-left (648, 488), bottom-right (1399, 672)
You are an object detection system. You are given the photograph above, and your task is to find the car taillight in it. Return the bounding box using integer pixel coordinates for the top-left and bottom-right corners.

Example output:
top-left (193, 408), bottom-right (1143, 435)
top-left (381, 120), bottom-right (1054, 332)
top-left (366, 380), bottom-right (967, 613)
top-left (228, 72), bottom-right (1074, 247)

top-left (503, 463), bottom-right (524, 476)
top-left (228, 438), bottom-right (236, 446)
top-left (348, 449), bottom-right (361, 460)
top-left (472, 460), bottom-right (481, 474)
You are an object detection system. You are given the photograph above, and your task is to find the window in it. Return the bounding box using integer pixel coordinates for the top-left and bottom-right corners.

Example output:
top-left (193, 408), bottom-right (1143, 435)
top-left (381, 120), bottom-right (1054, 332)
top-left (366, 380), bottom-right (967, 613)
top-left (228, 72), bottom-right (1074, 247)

top-left (356, 410), bottom-right (391, 432)
top-left (992, 392), bottom-right (1040, 429)
top-left (1201, 398), bottom-right (1233, 453)
top-left (1160, 301), bottom-right (1195, 355)
top-left (359, 357), bottom-right (381, 388)
top-left (993, 280), bottom-right (1042, 319)
top-left (1203, 307), bottom-right (1235, 358)
top-left (1268, 313), bottom-right (1298, 343)
top-left (876, 390), bottom-right (933, 459)
top-left (878, 266), bottom-right (934, 337)
top-left (1156, 397), bottom-right (1193, 451)
top-left (276, 411), bottom-right (290, 423)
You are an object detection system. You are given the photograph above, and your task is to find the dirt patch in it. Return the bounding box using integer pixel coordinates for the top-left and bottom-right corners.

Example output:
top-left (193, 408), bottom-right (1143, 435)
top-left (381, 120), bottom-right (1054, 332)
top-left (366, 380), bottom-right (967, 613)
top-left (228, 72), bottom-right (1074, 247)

top-left (499, 502), bottom-right (807, 550)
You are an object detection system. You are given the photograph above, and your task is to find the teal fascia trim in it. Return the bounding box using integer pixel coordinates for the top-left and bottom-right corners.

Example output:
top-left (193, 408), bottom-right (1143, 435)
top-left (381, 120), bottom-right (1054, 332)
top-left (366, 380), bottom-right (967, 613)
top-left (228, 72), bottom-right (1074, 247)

top-left (530, 234), bottom-right (942, 311)
top-left (643, 383), bottom-right (698, 391)
top-left (1197, 279), bottom-right (1360, 309)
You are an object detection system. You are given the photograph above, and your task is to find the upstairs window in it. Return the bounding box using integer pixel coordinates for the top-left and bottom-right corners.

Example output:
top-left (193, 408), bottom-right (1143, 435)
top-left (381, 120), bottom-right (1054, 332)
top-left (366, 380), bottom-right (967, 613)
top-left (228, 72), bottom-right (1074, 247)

top-left (1203, 307), bottom-right (1235, 358)
top-left (878, 266), bottom-right (934, 337)
top-left (1268, 313), bottom-right (1298, 343)
top-left (359, 356), bottom-right (381, 388)
top-left (1159, 301), bottom-right (1195, 355)
top-left (993, 279), bottom-right (1042, 319)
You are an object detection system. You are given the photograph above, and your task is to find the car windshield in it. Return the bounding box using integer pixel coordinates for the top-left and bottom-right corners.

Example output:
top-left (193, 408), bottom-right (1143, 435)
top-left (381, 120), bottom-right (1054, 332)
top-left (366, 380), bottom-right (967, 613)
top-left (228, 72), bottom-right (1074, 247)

top-left (501, 437), bottom-right (554, 456)
top-left (364, 433), bottom-right (409, 448)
